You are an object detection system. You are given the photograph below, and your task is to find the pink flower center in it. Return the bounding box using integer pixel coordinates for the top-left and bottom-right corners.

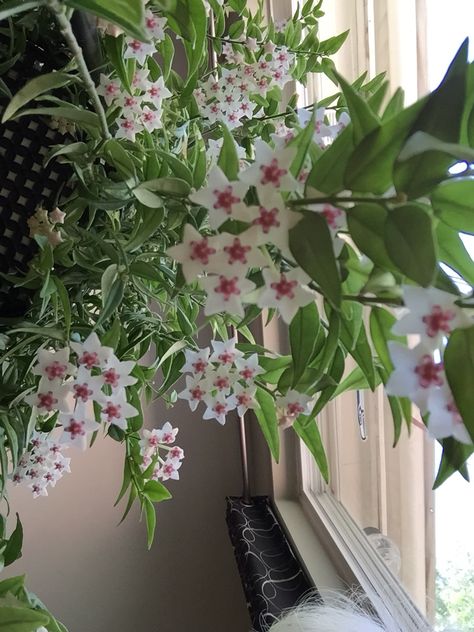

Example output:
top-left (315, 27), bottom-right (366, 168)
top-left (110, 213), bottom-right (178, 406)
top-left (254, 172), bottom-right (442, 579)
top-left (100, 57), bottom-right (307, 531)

top-left (214, 376), bottom-right (230, 390)
top-left (162, 432), bottom-right (174, 444)
top-left (218, 352), bottom-right (234, 364)
top-left (103, 368), bottom-right (120, 388)
top-left (214, 402), bottom-right (227, 415)
top-left (224, 238), bottom-right (251, 264)
top-left (189, 239), bottom-right (216, 264)
top-left (321, 204), bottom-right (343, 229)
top-left (54, 461), bottom-right (65, 471)
top-left (213, 186), bottom-right (240, 213)
top-left (287, 402), bottom-right (304, 416)
top-left (214, 276), bottom-right (240, 301)
top-left (28, 469), bottom-right (39, 479)
top-left (44, 472), bottom-right (54, 482)
top-left (121, 119), bottom-right (135, 131)
top-left (103, 403), bottom-right (121, 421)
top-left (148, 435), bottom-right (160, 447)
top-left (170, 447), bottom-right (183, 459)
top-left (422, 305), bottom-right (456, 337)
top-left (270, 274), bottom-right (298, 300)
top-left (33, 455), bottom-right (45, 464)
top-left (414, 355), bottom-right (444, 388)
top-left (146, 16), bottom-right (157, 29)
top-left (164, 464), bottom-right (175, 475)
top-left (44, 360), bottom-right (67, 380)
top-left (130, 40), bottom-right (142, 52)
top-left (192, 359), bottom-right (208, 373)
top-left (144, 111), bottom-right (155, 123)
top-left (260, 158), bottom-right (288, 187)
top-left (190, 386), bottom-right (205, 400)
top-left (106, 83), bottom-right (118, 95)
top-left (149, 85), bottom-right (161, 98)
top-left (38, 391), bottom-right (58, 411)
top-left (237, 393), bottom-right (252, 407)
top-left (253, 206), bottom-right (280, 233)
top-left (124, 96), bottom-right (138, 107)
top-left (240, 367), bottom-right (255, 380)
top-left (73, 383), bottom-right (93, 402)
top-left (79, 351), bottom-right (99, 369)
top-left (65, 419), bottom-right (85, 439)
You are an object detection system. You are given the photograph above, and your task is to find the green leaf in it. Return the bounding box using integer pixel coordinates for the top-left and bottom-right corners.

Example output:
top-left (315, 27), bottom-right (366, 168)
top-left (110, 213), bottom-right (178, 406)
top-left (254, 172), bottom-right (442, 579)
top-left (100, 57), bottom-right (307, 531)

top-left (433, 437), bottom-right (474, 488)
top-left (156, 150), bottom-right (193, 186)
top-left (8, 106), bottom-right (100, 130)
top-left (369, 307), bottom-right (404, 373)
top-left (347, 204), bottom-right (395, 271)
top-left (0, 606), bottom-right (49, 631)
top-left (305, 125), bottom-right (354, 195)
top-left (293, 417), bottom-right (328, 482)
top-left (398, 130), bottom-right (474, 163)
top-left (52, 277), bottom-right (71, 339)
top-left (65, 0), bottom-right (147, 41)
top-left (384, 204), bottom-right (437, 286)
top-left (143, 497), bottom-right (156, 549)
top-left (317, 310), bottom-right (340, 374)
top-left (114, 458), bottom-right (131, 507)
top-left (431, 179), bottom-right (474, 234)
top-left (217, 123), bottom-right (239, 180)
top-left (181, 0), bottom-right (207, 93)
top-left (3, 515), bottom-right (22, 567)
top-left (103, 139), bottom-right (136, 180)
top-left (344, 96), bottom-right (427, 193)
top-left (137, 177), bottom-right (191, 197)
top-left (318, 30), bottom-right (349, 55)
top-left (289, 213), bottom-right (341, 308)
top-left (97, 276), bottom-right (125, 326)
top-left (0, 0), bottom-right (43, 22)
top-left (444, 325), bottom-right (474, 441)
top-left (104, 35), bottom-right (132, 93)
top-left (254, 387), bottom-right (280, 462)
top-left (126, 208), bottom-right (164, 252)
top-left (333, 70), bottom-right (380, 143)
top-left (311, 346), bottom-right (345, 417)
top-left (289, 303), bottom-right (320, 386)
top-left (332, 365), bottom-right (369, 397)
top-left (289, 111), bottom-right (318, 179)
top-left (382, 87), bottom-right (405, 120)
top-left (132, 188), bottom-right (163, 209)
top-left (2, 72), bottom-right (76, 123)
top-left (143, 480), bottom-right (172, 503)
top-left (349, 322), bottom-right (377, 390)
top-left (436, 222), bottom-right (474, 286)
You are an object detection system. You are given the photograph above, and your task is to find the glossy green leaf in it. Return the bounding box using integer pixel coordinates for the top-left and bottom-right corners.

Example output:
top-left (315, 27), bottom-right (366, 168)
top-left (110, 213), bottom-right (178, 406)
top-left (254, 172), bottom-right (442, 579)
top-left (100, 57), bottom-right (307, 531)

top-left (156, 150), bottom-right (193, 186)
top-left (289, 303), bottom-right (320, 386)
top-left (332, 365), bottom-right (369, 397)
top-left (347, 203), bottom-right (395, 270)
top-left (254, 387), bottom-right (280, 462)
top-left (433, 437), bottom-right (473, 488)
top-left (436, 222), bottom-right (474, 286)
top-left (104, 35), bottom-right (132, 93)
top-left (3, 515), bottom-right (22, 567)
top-left (293, 417), bottom-right (328, 482)
top-left (8, 106), bottom-right (100, 130)
top-left (333, 70), bottom-right (379, 143)
top-left (217, 123), bottom-right (239, 180)
top-left (432, 179), bottom-right (474, 234)
top-left (143, 497), bottom-right (156, 549)
top-left (384, 204), bottom-right (437, 286)
top-left (65, 0), bottom-right (147, 41)
top-left (143, 480), bottom-right (172, 503)
top-left (290, 213), bottom-right (341, 308)
top-left (0, 606), bottom-right (49, 631)
top-left (2, 73), bottom-right (76, 123)
top-left (444, 325), bottom-right (474, 441)
top-left (305, 125), bottom-right (354, 195)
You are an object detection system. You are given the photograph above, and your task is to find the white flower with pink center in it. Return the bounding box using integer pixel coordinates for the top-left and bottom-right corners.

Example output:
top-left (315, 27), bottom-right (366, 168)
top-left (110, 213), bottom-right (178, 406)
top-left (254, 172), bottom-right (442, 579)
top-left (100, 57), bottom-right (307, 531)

top-left (210, 337), bottom-right (244, 366)
top-left (71, 370), bottom-right (104, 405)
top-left (180, 346), bottom-right (211, 376)
top-left (102, 354), bottom-right (137, 390)
top-left (426, 385), bottom-right (472, 444)
top-left (25, 383), bottom-right (72, 414)
top-left (117, 93), bottom-right (143, 116)
top-left (228, 382), bottom-right (257, 417)
top-left (234, 354), bottom-right (264, 382)
top-left (71, 332), bottom-right (113, 370)
top-left (208, 232), bottom-right (268, 275)
top-left (59, 412), bottom-right (100, 450)
top-left (257, 268), bottom-right (315, 325)
top-left (276, 389), bottom-right (313, 429)
top-left (190, 166), bottom-right (249, 229)
top-left (96, 74), bottom-right (121, 106)
top-left (246, 185), bottom-right (301, 257)
top-left (140, 105), bottom-right (163, 132)
top-left (202, 394), bottom-right (235, 425)
top-left (124, 37), bottom-right (156, 66)
top-left (166, 224), bottom-right (219, 282)
top-left (200, 274), bottom-right (256, 318)
top-left (154, 421), bottom-right (179, 445)
top-left (138, 424), bottom-right (178, 456)
top-left (144, 76), bottom-right (172, 107)
top-left (157, 457), bottom-right (182, 481)
top-left (208, 365), bottom-right (235, 396)
top-left (168, 445), bottom-right (184, 461)
top-left (202, 101), bottom-right (224, 124)
top-left (115, 115), bottom-right (144, 141)
top-left (100, 396), bottom-right (139, 431)
top-left (386, 342), bottom-right (446, 414)
top-left (178, 375), bottom-right (209, 411)
top-left (32, 347), bottom-right (74, 382)
top-left (144, 10), bottom-right (166, 41)
top-left (392, 286), bottom-right (471, 348)
top-left (132, 68), bottom-right (150, 91)
top-left (29, 481), bottom-right (49, 498)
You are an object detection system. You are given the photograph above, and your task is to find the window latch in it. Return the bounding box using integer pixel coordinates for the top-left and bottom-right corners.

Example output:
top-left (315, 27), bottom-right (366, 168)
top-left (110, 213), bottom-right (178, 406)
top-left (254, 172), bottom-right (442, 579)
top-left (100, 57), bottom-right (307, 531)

top-left (356, 390), bottom-right (367, 440)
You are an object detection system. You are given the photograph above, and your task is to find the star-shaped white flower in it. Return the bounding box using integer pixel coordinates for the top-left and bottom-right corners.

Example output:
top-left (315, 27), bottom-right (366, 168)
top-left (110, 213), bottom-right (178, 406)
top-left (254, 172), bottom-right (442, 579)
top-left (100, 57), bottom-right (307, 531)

top-left (234, 353), bottom-right (264, 382)
top-left (181, 346), bottom-right (211, 376)
top-left (71, 368), bottom-right (105, 405)
top-left (426, 385), bottom-right (472, 444)
top-left (144, 76), bottom-right (172, 108)
top-left (257, 268), bottom-right (315, 324)
top-left (132, 68), bottom-right (150, 91)
top-left (155, 421), bottom-right (179, 444)
top-left (96, 74), bottom-right (121, 106)
top-left (202, 393), bottom-right (235, 425)
top-left (102, 354), bottom-right (137, 390)
top-left (59, 412), bottom-right (100, 450)
top-left (140, 105), bottom-right (163, 132)
top-left (200, 274), bottom-right (256, 318)
top-left (124, 37), bottom-right (156, 66)
top-left (100, 395), bottom-right (139, 430)
top-left (25, 383), bottom-right (72, 414)
top-left (276, 389), bottom-right (314, 429)
top-left (157, 457), bottom-right (182, 481)
top-left (239, 139), bottom-right (298, 191)
top-left (228, 382), bottom-right (257, 417)
top-left (210, 337), bottom-right (244, 365)
top-left (144, 10), bottom-right (166, 42)
top-left (207, 231), bottom-right (268, 275)
top-left (189, 166), bottom-right (250, 229)
top-left (166, 224), bottom-right (219, 282)
top-left (32, 347), bottom-right (75, 382)
top-left (392, 286), bottom-right (471, 348)
top-left (178, 375), bottom-right (209, 411)
top-left (71, 332), bottom-right (113, 370)
top-left (115, 115), bottom-right (144, 142)
top-left (385, 342), bottom-right (446, 414)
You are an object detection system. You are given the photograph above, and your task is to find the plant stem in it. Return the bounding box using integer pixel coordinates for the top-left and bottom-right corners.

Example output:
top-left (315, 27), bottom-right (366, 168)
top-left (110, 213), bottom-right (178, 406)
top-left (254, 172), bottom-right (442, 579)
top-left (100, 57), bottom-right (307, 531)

top-left (342, 294), bottom-right (404, 306)
top-left (288, 196), bottom-right (399, 206)
top-left (46, 0), bottom-right (111, 140)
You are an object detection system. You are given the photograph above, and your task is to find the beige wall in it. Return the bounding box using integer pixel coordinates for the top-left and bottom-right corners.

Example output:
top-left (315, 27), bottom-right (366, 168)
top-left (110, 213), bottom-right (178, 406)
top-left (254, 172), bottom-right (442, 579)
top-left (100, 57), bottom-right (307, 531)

top-left (5, 393), bottom-right (253, 632)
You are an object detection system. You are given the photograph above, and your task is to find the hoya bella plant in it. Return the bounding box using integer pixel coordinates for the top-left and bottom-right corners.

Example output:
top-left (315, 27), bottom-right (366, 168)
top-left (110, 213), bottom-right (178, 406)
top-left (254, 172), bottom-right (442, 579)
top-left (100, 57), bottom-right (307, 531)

top-left (0, 0), bottom-right (473, 628)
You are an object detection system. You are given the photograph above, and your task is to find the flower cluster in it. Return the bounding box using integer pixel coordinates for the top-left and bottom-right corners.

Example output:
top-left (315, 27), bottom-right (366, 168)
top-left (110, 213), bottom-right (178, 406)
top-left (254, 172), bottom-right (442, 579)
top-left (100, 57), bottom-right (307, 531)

top-left (386, 286), bottom-right (473, 444)
top-left (12, 432), bottom-right (71, 498)
top-left (96, 8), bottom-right (170, 141)
top-left (177, 337), bottom-right (264, 424)
top-left (168, 133), bottom-right (350, 324)
top-left (193, 42), bottom-right (295, 129)
top-left (25, 333), bottom-right (139, 451)
top-left (27, 206), bottom-right (65, 247)
top-left (139, 422), bottom-right (185, 482)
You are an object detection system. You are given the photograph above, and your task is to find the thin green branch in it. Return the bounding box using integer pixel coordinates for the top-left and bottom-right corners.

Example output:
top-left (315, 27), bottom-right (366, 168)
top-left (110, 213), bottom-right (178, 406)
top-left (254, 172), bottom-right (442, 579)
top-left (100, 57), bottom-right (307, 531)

top-left (46, 0), bottom-right (111, 140)
top-left (288, 196), bottom-right (399, 207)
